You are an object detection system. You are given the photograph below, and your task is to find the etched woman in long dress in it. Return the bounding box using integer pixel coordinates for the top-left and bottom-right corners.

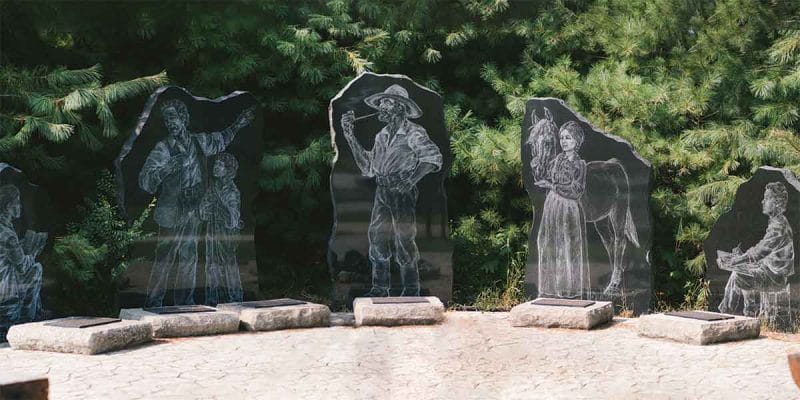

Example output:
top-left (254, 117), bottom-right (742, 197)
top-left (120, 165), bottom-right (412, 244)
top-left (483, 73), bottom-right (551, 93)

top-left (534, 121), bottom-right (589, 298)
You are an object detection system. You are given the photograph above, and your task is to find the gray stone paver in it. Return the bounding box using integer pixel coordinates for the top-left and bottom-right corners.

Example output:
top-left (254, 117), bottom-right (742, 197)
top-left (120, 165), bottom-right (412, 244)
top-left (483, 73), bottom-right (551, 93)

top-left (1, 312), bottom-right (799, 399)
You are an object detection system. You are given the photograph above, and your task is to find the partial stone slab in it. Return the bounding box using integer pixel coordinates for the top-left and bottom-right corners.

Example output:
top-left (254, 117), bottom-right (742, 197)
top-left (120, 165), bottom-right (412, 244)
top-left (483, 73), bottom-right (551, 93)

top-left (6, 318), bottom-right (152, 355)
top-left (510, 298), bottom-right (614, 330)
top-left (216, 300), bottom-right (331, 331)
top-left (637, 312), bottom-right (760, 345)
top-left (0, 374), bottom-right (48, 400)
top-left (119, 308), bottom-right (239, 338)
top-left (330, 312), bottom-right (355, 327)
top-left (353, 296), bottom-right (445, 327)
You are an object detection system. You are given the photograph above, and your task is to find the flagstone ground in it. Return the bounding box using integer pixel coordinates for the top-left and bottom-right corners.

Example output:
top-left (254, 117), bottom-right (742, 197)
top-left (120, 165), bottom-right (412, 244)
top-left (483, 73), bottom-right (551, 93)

top-left (2, 312), bottom-right (798, 399)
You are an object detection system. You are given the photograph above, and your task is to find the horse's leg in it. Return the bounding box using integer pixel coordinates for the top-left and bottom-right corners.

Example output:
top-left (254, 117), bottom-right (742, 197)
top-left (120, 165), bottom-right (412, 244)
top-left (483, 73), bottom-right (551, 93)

top-left (593, 217), bottom-right (615, 295)
top-left (604, 207), bottom-right (627, 296)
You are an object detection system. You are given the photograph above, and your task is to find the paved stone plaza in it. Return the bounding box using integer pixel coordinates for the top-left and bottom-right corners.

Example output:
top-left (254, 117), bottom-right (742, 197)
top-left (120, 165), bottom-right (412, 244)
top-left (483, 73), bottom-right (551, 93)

top-left (1, 312), bottom-right (798, 399)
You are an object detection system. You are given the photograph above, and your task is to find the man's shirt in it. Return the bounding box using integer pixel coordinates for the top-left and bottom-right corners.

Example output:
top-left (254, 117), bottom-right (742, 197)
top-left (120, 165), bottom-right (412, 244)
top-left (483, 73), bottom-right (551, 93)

top-left (355, 120), bottom-right (442, 183)
top-left (745, 214), bottom-right (795, 278)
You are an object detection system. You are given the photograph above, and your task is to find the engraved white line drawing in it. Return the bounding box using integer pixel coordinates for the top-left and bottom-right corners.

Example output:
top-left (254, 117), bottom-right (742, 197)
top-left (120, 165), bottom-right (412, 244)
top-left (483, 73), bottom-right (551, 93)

top-left (0, 184), bottom-right (46, 327)
top-left (200, 153), bottom-right (243, 305)
top-left (717, 182), bottom-right (795, 320)
top-left (340, 84), bottom-right (443, 297)
top-left (528, 107), bottom-right (640, 298)
top-left (139, 99), bottom-right (254, 307)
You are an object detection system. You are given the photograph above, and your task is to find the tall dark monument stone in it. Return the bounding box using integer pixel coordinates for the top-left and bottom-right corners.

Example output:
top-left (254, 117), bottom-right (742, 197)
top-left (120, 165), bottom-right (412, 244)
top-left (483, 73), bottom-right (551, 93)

top-left (705, 167), bottom-right (800, 331)
top-left (521, 98), bottom-right (652, 314)
top-left (115, 86), bottom-right (264, 307)
top-left (0, 164), bottom-right (51, 341)
top-left (328, 73), bottom-right (452, 305)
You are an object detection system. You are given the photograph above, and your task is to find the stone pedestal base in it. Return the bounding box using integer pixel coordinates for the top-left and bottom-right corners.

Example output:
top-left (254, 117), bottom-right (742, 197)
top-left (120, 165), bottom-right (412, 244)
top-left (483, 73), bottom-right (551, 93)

top-left (6, 318), bottom-right (152, 355)
top-left (216, 301), bottom-right (330, 331)
top-left (119, 308), bottom-right (239, 338)
top-left (353, 297), bottom-right (445, 327)
top-left (637, 312), bottom-right (760, 345)
top-left (0, 375), bottom-right (48, 400)
top-left (510, 299), bottom-right (613, 330)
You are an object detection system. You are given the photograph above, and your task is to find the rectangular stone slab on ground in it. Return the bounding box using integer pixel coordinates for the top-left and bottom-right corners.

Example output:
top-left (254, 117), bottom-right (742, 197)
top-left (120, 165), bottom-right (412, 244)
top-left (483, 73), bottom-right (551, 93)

top-left (353, 296), bottom-right (444, 327)
top-left (6, 318), bottom-right (152, 355)
top-left (637, 312), bottom-right (760, 345)
top-left (510, 298), bottom-right (613, 329)
top-left (119, 308), bottom-right (239, 338)
top-left (216, 300), bottom-right (331, 331)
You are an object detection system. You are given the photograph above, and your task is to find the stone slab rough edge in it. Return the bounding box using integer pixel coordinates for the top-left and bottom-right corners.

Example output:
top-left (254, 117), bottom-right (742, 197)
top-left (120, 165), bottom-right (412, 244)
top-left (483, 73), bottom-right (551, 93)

top-left (119, 308), bottom-right (239, 338)
top-left (6, 319), bottom-right (152, 355)
top-left (637, 312), bottom-right (761, 345)
top-left (509, 299), bottom-right (614, 330)
top-left (353, 296), bottom-right (445, 327)
top-left (216, 302), bottom-right (331, 331)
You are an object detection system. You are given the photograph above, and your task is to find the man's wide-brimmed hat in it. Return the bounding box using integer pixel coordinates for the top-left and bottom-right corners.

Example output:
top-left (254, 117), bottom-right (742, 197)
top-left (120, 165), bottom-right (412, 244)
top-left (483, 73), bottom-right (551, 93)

top-left (364, 84), bottom-right (423, 119)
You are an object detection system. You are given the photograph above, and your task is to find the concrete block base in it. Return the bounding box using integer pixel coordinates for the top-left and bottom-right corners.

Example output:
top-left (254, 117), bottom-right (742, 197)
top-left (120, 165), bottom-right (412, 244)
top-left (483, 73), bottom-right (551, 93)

top-left (7, 318), bottom-right (152, 355)
top-left (216, 301), bottom-right (331, 331)
top-left (510, 299), bottom-right (614, 330)
top-left (119, 308), bottom-right (239, 338)
top-left (637, 312), bottom-right (760, 345)
top-left (353, 296), bottom-right (444, 327)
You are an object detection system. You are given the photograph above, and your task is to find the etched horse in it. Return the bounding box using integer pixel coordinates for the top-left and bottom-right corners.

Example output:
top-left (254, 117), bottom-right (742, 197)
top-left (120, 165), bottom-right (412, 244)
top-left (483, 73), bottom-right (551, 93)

top-left (526, 107), bottom-right (640, 296)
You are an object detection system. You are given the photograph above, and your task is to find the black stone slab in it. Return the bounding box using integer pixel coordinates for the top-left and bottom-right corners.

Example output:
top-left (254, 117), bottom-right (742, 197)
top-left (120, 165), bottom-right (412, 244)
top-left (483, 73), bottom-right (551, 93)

top-left (115, 86), bottom-right (264, 308)
top-left (532, 298), bottom-right (596, 308)
top-left (142, 305), bottom-right (217, 314)
top-left (521, 99), bottom-right (652, 315)
top-left (237, 299), bottom-right (307, 309)
top-left (44, 317), bottom-right (122, 329)
top-left (328, 73), bottom-right (453, 305)
top-left (371, 297), bottom-right (430, 304)
top-left (664, 311), bottom-right (734, 321)
top-left (705, 167), bottom-right (800, 331)
top-left (0, 164), bottom-right (52, 342)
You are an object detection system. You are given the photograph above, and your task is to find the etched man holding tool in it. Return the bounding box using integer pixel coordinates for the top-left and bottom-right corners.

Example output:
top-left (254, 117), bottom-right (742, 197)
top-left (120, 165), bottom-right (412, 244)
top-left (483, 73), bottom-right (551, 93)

top-left (340, 84), bottom-right (442, 297)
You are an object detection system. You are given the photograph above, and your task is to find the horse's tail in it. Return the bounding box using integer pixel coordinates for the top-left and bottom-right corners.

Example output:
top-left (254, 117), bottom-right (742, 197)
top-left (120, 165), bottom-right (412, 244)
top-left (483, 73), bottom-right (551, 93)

top-left (624, 207), bottom-right (640, 248)
top-left (607, 157), bottom-right (640, 248)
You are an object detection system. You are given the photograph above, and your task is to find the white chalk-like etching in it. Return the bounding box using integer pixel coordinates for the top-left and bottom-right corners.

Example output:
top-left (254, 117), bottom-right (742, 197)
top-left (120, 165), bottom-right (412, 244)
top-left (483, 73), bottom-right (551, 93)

top-left (200, 153), bottom-right (243, 305)
top-left (139, 99), bottom-right (253, 307)
top-left (717, 182), bottom-right (795, 319)
top-left (527, 108), bottom-right (640, 298)
top-left (0, 184), bottom-right (46, 325)
top-left (340, 84), bottom-right (443, 296)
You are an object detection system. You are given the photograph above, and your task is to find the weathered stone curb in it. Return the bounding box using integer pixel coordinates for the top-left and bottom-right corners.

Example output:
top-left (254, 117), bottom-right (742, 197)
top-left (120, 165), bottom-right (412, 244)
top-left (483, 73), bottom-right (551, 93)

top-left (637, 312), bottom-right (761, 345)
top-left (119, 308), bottom-right (239, 338)
top-left (216, 301), bottom-right (331, 331)
top-left (354, 296), bottom-right (445, 326)
top-left (509, 299), bottom-right (613, 330)
top-left (6, 319), bottom-right (152, 355)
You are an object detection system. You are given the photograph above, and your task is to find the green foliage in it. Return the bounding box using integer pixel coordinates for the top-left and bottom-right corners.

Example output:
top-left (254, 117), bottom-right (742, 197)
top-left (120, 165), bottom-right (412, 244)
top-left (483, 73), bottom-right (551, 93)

top-left (7, 0), bottom-right (800, 311)
top-left (48, 172), bottom-right (153, 316)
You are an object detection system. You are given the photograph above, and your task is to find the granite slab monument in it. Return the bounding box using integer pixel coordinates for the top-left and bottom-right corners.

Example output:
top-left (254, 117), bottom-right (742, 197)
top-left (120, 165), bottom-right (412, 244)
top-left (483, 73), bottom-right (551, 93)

top-left (637, 312), bottom-right (760, 345)
top-left (328, 73), bottom-right (453, 304)
top-left (521, 99), bottom-right (652, 314)
top-left (7, 317), bottom-right (152, 354)
top-left (119, 305), bottom-right (239, 338)
top-left (510, 298), bottom-right (613, 329)
top-left (216, 298), bottom-right (331, 331)
top-left (353, 296), bottom-right (444, 326)
top-left (0, 164), bottom-right (51, 342)
top-left (115, 86), bottom-right (264, 308)
top-left (705, 167), bottom-right (800, 331)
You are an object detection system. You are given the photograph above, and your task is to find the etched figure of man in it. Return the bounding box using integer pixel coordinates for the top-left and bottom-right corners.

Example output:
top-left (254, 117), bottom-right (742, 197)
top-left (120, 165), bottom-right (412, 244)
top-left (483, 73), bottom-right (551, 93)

top-left (340, 84), bottom-right (442, 296)
top-left (139, 99), bottom-right (253, 307)
top-left (0, 184), bottom-right (46, 325)
top-left (718, 182), bottom-right (795, 316)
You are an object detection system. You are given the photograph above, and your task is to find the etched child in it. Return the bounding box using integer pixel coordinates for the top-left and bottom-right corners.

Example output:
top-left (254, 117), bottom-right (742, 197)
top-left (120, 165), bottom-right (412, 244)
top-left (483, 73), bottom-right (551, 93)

top-left (199, 153), bottom-right (243, 305)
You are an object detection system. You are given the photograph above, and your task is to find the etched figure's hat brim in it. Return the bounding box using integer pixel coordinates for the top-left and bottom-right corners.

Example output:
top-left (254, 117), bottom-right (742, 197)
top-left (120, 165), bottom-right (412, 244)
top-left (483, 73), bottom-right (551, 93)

top-left (364, 85), bottom-right (423, 119)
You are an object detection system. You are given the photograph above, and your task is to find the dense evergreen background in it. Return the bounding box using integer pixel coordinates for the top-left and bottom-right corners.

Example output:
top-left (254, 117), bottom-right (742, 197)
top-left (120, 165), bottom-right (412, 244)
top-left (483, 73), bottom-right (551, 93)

top-left (3, 0), bottom-right (800, 314)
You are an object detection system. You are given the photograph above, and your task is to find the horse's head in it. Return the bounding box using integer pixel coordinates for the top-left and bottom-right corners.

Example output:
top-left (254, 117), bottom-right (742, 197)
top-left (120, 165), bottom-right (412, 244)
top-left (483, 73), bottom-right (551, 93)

top-left (526, 107), bottom-right (558, 181)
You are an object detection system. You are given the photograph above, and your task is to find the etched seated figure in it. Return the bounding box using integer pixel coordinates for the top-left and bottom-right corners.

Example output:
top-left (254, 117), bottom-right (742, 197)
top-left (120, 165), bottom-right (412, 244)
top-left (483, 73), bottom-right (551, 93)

top-left (0, 184), bottom-right (46, 325)
top-left (718, 182), bottom-right (795, 316)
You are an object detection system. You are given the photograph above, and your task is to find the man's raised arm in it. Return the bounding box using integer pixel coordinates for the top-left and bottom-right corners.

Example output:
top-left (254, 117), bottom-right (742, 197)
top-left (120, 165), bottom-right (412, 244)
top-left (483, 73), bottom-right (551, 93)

top-left (197, 107), bottom-right (256, 156)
